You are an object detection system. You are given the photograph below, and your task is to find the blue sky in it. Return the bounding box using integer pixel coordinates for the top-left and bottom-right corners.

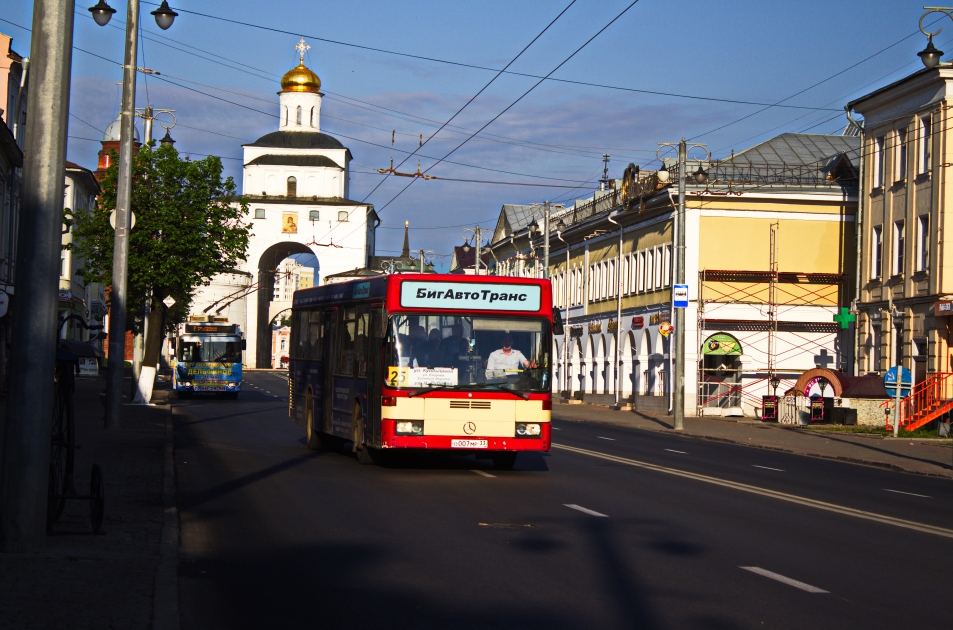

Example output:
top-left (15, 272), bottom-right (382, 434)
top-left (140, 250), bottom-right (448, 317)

top-left (0, 0), bottom-right (936, 270)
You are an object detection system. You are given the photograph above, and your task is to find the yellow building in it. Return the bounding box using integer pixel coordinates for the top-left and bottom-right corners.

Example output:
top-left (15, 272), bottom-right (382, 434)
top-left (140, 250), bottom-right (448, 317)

top-left (488, 133), bottom-right (858, 418)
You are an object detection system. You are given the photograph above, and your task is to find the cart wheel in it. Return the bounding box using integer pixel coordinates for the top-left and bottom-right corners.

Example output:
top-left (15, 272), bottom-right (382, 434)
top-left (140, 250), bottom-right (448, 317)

top-left (90, 463), bottom-right (105, 534)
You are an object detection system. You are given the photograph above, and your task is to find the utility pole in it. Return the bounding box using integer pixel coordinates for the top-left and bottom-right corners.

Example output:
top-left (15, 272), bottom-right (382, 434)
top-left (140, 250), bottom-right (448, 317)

top-left (543, 201), bottom-right (550, 278)
top-left (105, 0), bottom-right (141, 429)
top-left (474, 227), bottom-right (482, 276)
top-left (0, 0), bottom-right (75, 553)
top-left (673, 140), bottom-right (687, 431)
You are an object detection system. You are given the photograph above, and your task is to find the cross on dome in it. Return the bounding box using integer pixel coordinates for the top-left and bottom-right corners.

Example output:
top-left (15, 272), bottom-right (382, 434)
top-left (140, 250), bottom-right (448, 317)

top-left (295, 38), bottom-right (310, 63)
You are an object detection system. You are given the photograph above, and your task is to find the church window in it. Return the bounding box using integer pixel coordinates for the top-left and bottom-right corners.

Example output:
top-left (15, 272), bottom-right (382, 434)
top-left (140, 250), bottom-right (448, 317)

top-left (284, 107), bottom-right (288, 126)
top-left (309, 210), bottom-right (320, 221)
top-left (287, 176), bottom-right (297, 197)
top-left (337, 210), bottom-right (349, 222)
top-left (296, 106), bottom-right (302, 126)
top-left (254, 208), bottom-right (266, 219)
top-left (310, 107), bottom-right (314, 127)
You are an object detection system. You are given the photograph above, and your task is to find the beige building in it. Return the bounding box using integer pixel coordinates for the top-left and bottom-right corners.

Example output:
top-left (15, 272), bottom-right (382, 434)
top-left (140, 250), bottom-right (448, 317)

top-left (847, 65), bottom-right (952, 382)
top-left (489, 133), bottom-right (859, 418)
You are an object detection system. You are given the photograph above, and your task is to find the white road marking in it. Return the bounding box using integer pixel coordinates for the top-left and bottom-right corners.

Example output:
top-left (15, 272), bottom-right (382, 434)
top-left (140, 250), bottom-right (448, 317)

top-left (752, 465), bottom-right (785, 472)
top-left (884, 489), bottom-right (932, 498)
top-left (564, 504), bottom-right (608, 517)
top-left (552, 427), bottom-right (561, 430)
top-left (740, 567), bottom-right (828, 593)
top-left (665, 448), bottom-right (687, 454)
top-left (470, 469), bottom-right (496, 478)
top-left (597, 436), bottom-right (616, 441)
top-left (552, 443), bottom-right (953, 539)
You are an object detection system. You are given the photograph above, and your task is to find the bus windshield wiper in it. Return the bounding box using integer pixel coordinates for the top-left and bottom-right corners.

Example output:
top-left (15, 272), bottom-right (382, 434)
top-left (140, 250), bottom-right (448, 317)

top-left (464, 383), bottom-right (529, 400)
top-left (407, 385), bottom-right (468, 398)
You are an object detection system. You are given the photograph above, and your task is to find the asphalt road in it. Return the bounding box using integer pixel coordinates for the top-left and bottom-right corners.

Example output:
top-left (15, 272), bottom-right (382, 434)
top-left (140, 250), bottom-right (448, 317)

top-left (174, 370), bottom-right (953, 630)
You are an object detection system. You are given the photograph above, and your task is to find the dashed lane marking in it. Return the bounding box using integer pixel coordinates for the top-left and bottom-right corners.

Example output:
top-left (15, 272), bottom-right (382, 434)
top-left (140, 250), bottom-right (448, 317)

top-left (552, 443), bottom-right (953, 539)
top-left (740, 567), bottom-right (828, 593)
top-left (597, 436), bottom-right (616, 441)
top-left (752, 465), bottom-right (785, 472)
top-left (884, 489), bottom-right (932, 498)
top-left (564, 504), bottom-right (608, 517)
top-left (470, 469), bottom-right (496, 478)
top-left (665, 448), bottom-right (687, 454)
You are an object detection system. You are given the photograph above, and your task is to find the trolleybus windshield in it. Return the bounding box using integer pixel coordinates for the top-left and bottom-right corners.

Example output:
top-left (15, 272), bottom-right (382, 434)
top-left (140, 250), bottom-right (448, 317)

top-left (177, 337), bottom-right (242, 363)
top-left (385, 314), bottom-right (550, 392)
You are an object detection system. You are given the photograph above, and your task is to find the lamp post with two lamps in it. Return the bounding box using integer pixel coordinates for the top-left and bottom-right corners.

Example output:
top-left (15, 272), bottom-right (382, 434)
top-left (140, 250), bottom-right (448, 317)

top-left (656, 140), bottom-right (708, 431)
top-left (461, 227), bottom-right (486, 275)
top-left (90, 0), bottom-right (179, 429)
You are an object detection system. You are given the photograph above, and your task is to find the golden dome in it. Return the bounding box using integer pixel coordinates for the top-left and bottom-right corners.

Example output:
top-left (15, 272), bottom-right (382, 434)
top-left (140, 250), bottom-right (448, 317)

top-left (280, 62), bottom-right (321, 93)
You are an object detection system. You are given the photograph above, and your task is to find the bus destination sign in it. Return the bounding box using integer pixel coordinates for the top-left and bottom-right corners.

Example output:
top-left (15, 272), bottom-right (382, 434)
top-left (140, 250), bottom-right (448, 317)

top-left (400, 281), bottom-right (541, 312)
top-left (185, 323), bottom-right (238, 334)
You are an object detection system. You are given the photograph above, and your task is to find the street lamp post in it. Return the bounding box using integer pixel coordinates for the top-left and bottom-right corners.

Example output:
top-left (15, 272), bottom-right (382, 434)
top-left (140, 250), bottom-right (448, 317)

top-left (95, 1), bottom-right (177, 429)
top-left (918, 7), bottom-right (953, 68)
top-left (0, 0), bottom-right (76, 554)
top-left (657, 140), bottom-right (708, 431)
top-left (556, 220), bottom-right (571, 397)
top-left (462, 227), bottom-right (485, 275)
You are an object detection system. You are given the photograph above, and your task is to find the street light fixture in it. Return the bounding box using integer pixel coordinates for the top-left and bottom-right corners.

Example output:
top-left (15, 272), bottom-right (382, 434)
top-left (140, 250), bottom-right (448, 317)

top-left (150, 0), bottom-right (178, 30)
top-left (770, 375), bottom-right (780, 396)
top-left (88, 0), bottom-right (116, 25)
top-left (528, 217), bottom-right (540, 238)
top-left (918, 7), bottom-right (953, 68)
top-left (656, 163), bottom-right (670, 183)
top-left (461, 239), bottom-right (471, 253)
top-left (693, 164), bottom-right (709, 185)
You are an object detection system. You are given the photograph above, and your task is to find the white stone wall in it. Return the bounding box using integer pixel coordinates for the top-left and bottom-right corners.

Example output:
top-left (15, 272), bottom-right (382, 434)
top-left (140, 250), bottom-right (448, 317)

top-left (278, 91), bottom-right (322, 132)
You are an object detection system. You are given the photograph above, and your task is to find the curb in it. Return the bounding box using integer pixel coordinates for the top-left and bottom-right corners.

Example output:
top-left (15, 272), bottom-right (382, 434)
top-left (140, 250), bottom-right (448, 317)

top-left (553, 414), bottom-right (953, 479)
top-left (151, 403), bottom-right (180, 630)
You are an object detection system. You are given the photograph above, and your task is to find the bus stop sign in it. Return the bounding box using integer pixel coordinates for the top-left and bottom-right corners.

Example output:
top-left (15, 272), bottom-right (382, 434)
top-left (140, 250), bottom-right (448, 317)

top-left (883, 366), bottom-right (912, 398)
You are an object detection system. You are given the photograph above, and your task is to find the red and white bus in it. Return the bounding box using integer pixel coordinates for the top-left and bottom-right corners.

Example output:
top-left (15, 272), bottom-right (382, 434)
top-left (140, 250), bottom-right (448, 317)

top-left (288, 274), bottom-right (556, 468)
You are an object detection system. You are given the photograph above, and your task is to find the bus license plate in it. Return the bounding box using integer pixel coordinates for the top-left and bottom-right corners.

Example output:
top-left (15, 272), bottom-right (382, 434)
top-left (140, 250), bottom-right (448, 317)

top-left (451, 439), bottom-right (487, 449)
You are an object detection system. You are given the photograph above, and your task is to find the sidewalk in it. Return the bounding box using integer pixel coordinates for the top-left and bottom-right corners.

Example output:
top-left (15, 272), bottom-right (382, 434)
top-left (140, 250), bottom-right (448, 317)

top-left (0, 373), bottom-right (177, 630)
top-left (553, 402), bottom-right (953, 478)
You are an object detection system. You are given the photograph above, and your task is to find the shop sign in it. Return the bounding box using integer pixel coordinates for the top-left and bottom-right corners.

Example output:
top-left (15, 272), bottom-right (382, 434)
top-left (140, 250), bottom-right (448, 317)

top-left (631, 316), bottom-right (644, 329)
top-left (569, 325), bottom-right (584, 338)
top-left (588, 322), bottom-right (603, 334)
top-left (934, 300), bottom-right (953, 317)
top-left (607, 319), bottom-right (618, 332)
top-left (702, 333), bottom-right (742, 355)
top-left (58, 290), bottom-right (72, 303)
top-left (650, 312), bottom-right (661, 325)
top-left (659, 322), bottom-right (674, 337)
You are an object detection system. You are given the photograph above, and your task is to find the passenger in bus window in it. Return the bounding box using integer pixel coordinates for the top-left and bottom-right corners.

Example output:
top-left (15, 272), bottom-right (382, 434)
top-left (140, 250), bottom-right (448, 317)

top-left (413, 329), bottom-right (442, 368)
top-left (438, 323), bottom-right (469, 368)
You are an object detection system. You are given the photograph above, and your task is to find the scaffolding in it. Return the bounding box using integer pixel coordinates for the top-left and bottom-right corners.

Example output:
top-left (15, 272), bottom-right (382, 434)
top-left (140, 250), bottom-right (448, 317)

top-left (696, 266), bottom-right (845, 416)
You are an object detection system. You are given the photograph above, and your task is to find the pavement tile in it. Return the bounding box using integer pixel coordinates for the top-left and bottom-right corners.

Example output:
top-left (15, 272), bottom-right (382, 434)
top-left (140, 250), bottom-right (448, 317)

top-left (0, 374), bottom-right (173, 630)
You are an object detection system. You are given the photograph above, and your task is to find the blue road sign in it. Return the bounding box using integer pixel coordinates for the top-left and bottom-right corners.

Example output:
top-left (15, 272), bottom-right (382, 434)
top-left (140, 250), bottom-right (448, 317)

top-left (883, 366), bottom-right (912, 398)
top-left (673, 284), bottom-right (689, 308)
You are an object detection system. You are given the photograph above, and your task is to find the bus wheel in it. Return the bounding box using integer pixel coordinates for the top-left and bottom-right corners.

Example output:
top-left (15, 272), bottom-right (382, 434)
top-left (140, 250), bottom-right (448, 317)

top-left (353, 404), bottom-right (374, 465)
top-left (305, 392), bottom-right (323, 451)
top-left (492, 452), bottom-right (518, 470)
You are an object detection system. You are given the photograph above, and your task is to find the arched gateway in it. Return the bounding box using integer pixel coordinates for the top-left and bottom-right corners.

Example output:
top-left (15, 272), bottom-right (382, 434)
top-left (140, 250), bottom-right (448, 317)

top-left (191, 39), bottom-right (378, 367)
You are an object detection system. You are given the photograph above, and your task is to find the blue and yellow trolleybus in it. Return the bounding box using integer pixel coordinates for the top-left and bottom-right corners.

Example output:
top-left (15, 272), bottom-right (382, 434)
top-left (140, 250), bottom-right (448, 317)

top-left (173, 319), bottom-right (244, 399)
top-left (288, 274), bottom-right (556, 468)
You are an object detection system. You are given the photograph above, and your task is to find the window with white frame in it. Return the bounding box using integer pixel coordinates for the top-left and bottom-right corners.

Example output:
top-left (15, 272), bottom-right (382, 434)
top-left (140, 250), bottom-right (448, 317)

top-left (638, 251), bottom-right (646, 292)
top-left (872, 225), bottom-right (882, 280)
top-left (588, 266), bottom-right (594, 302)
top-left (919, 115), bottom-right (932, 175)
top-left (646, 250), bottom-right (655, 291)
top-left (893, 220), bottom-right (905, 276)
top-left (873, 136), bottom-right (885, 188)
top-left (917, 214), bottom-right (930, 272)
top-left (622, 256), bottom-right (630, 295)
top-left (663, 245), bottom-right (672, 287)
top-left (654, 247), bottom-right (663, 288)
top-left (896, 128), bottom-right (907, 182)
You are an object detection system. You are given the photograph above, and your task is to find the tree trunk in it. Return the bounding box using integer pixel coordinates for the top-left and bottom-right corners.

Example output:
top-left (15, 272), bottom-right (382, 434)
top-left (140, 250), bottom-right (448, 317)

top-left (131, 305), bottom-right (165, 404)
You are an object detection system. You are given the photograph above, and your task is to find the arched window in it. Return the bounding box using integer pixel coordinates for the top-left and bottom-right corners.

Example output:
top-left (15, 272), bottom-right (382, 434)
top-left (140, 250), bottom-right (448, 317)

top-left (310, 107), bottom-right (314, 127)
top-left (287, 176), bottom-right (297, 197)
top-left (296, 106), bottom-right (302, 125)
top-left (284, 107), bottom-right (288, 126)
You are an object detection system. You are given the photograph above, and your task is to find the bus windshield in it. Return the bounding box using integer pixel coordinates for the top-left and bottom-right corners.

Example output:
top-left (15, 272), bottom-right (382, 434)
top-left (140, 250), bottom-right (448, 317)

top-left (177, 337), bottom-right (242, 363)
top-left (386, 314), bottom-right (550, 392)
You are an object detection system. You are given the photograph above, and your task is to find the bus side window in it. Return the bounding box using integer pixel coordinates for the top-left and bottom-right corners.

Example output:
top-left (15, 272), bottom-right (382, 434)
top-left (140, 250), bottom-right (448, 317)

top-left (337, 307), bottom-right (356, 375)
top-left (292, 310), bottom-right (307, 358)
top-left (355, 307), bottom-right (369, 378)
top-left (308, 311), bottom-right (323, 360)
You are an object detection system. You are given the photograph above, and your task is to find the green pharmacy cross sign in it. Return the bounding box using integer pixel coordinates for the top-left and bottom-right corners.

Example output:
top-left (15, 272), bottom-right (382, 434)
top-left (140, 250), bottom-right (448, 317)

top-left (833, 307), bottom-right (856, 329)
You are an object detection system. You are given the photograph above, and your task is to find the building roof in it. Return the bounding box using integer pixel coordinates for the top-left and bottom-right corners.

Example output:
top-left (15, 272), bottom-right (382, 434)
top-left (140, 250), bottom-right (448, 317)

top-left (246, 130), bottom-right (347, 152)
top-left (449, 245), bottom-right (491, 272)
top-left (245, 154), bottom-right (342, 169)
top-left (728, 133), bottom-right (859, 166)
top-left (491, 204), bottom-right (547, 244)
top-left (102, 114), bottom-right (140, 142)
top-left (65, 160), bottom-right (101, 195)
top-left (845, 66), bottom-right (932, 111)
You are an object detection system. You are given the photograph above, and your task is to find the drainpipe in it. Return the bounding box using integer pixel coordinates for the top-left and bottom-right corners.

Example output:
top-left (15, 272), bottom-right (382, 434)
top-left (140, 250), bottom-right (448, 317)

top-left (607, 210), bottom-right (623, 408)
top-left (845, 105), bottom-right (864, 376)
top-left (556, 229), bottom-right (570, 397)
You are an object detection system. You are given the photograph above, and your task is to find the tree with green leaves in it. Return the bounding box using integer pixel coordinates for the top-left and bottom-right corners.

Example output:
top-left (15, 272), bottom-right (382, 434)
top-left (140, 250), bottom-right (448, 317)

top-left (71, 142), bottom-right (250, 400)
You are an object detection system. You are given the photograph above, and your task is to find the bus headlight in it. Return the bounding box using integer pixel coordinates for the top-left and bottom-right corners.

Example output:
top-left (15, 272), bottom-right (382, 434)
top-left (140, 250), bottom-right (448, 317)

top-left (396, 421), bottom-right (423, 436)
top-left (516, 423), bottom-right (541, 437)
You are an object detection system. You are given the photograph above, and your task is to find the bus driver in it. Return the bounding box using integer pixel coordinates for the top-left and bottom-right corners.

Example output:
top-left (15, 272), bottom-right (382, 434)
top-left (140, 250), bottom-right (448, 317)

top-left (486, 333), bottom-right (537, 372)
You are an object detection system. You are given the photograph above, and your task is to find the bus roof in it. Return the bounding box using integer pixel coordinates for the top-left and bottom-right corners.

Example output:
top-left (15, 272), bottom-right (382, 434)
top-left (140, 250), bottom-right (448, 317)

top-left (292, 273), bottom-right (552, 317)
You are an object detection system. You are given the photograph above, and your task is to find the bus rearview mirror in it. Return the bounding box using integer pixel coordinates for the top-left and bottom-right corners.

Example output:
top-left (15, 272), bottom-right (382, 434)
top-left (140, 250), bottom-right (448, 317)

top-left (241, 339), bottom-right (247, 350)
top-left (553, 309), bottom-right (564, 336)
